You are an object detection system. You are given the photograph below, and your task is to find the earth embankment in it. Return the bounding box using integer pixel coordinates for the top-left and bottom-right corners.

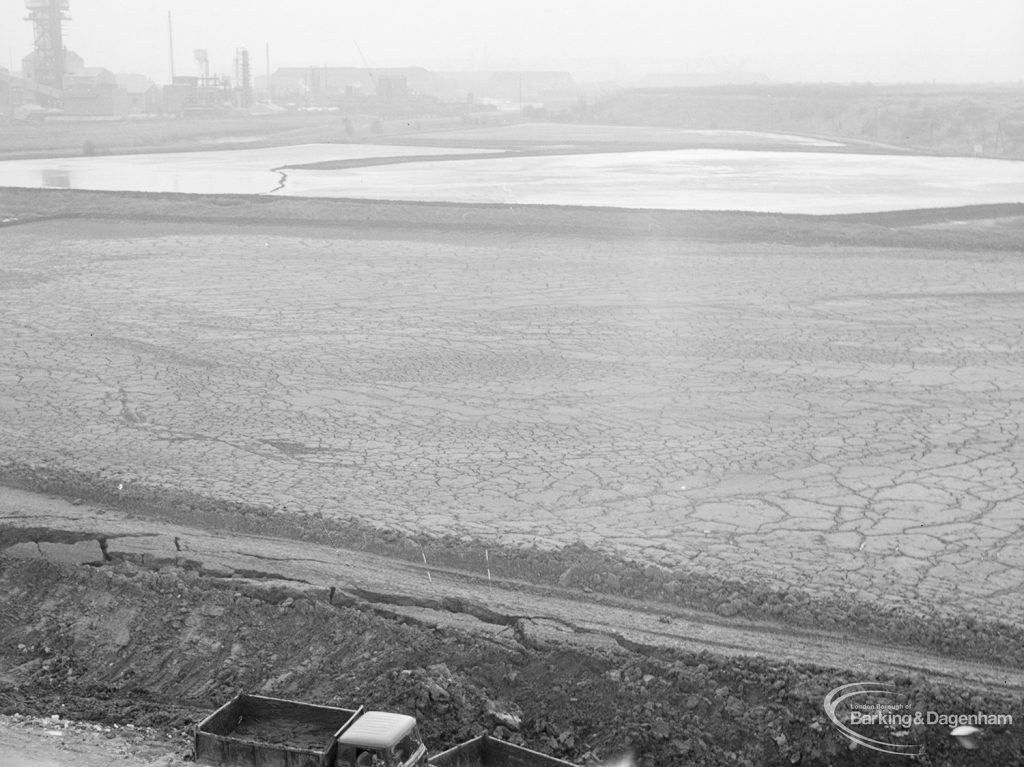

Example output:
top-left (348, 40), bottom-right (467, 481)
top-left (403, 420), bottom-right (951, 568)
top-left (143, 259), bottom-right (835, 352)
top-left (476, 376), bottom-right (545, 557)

top-left (1, 483), bottom-right (1023, 766)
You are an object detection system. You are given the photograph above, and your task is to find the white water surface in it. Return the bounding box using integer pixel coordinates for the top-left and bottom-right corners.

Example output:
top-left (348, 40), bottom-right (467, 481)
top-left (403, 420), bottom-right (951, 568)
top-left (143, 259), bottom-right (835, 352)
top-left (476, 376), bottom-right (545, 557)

top-left (0, 143), bottom-right (491, 196)
top-left (281, 149), bottom-right (1024, 214)
top-left (2, 142), bottom-right (1022, 214)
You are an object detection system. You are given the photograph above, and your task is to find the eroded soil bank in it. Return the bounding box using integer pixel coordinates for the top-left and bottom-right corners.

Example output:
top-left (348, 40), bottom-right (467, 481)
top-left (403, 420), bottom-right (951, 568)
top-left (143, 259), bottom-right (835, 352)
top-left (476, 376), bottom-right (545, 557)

top-left (0, 555), bottom-right (1018, 767)
top-left (0, 496), bottom-right (1022, 766)
top-left (5, 464), bottom-right (1024, 673)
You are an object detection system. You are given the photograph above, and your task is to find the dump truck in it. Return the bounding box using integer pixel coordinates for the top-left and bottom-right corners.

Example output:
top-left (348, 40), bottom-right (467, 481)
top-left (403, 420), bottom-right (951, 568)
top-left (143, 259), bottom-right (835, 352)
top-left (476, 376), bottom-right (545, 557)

top-left (195, 694), bottom-right (574, 767)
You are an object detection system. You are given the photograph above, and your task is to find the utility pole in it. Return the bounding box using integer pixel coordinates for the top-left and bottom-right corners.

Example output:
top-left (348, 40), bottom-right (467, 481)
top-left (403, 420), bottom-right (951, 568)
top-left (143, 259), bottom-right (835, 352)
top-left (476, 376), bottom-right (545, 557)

top-left (265, 42), bottom-right (271, 104)
top-left (167, 11), bottom-right (175, 82)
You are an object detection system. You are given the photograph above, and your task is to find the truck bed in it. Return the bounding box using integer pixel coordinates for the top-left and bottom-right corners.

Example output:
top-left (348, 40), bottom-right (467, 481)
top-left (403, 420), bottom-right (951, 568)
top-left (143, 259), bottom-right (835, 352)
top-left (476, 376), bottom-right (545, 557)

top-left (195, 694), bottom-right (361, 767)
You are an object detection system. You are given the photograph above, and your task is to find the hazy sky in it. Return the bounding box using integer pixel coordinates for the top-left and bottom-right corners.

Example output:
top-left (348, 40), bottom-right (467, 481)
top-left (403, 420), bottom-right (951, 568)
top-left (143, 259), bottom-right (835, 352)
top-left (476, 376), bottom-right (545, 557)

top-left (3, 0), bottom-right (1022, 84)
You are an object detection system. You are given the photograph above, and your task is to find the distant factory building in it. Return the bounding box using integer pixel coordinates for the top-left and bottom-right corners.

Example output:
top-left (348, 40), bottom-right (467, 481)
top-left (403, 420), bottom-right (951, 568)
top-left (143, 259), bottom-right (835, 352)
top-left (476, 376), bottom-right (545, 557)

top-left (61, 64), bottom-right (128, 117)
top-left (64, 65), bottom-right (115, 88)
top-left (0, 70), bottom-right (63, 119)
top-left (21, 48), bottom-right (84, 83)
top-left (19, 47), bottom-right (134, 117)
top-left (0, 72), bottom-right (14, 118)
top-left (483, 71), bottom-right (578, 102)
top-left (638, 71), bottom-right (770, 87)
top-left (63, 82), bottom-right (129, 117)
top-left (161, 74), bottom-right (238, 116)
top-left (161, 78), bottom-right (198, 115)
top-left (258, 66), bottom-right (577, 110)
top-left (430, 70), bottom-right (578, 104)
top-left (115, 74), bottom-right (162, 114)
top-left (377, 76), bottom-right (408, 102)
top-left (260, 66), bottom-right (442, 103)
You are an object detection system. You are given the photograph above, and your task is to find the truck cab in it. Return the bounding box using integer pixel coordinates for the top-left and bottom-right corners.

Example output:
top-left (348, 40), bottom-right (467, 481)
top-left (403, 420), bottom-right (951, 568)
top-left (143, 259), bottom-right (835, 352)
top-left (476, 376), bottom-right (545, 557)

top-left (335, 711), bottom-right (427, 767)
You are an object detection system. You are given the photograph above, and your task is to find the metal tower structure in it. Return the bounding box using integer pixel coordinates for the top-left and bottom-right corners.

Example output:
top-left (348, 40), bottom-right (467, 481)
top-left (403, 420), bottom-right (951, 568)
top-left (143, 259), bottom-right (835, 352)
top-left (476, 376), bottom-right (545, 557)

top-left (24, 0), bottom-right (69, 92)
top-left (234, 47), bottom-right (252, 107)
top-left (195, 49), bottom-right (210, 83)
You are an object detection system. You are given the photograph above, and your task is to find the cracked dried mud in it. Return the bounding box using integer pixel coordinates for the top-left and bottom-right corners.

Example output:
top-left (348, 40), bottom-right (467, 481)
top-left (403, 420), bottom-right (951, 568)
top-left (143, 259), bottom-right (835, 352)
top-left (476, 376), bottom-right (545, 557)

top-left (0, 188), bottom-right (1022, 766)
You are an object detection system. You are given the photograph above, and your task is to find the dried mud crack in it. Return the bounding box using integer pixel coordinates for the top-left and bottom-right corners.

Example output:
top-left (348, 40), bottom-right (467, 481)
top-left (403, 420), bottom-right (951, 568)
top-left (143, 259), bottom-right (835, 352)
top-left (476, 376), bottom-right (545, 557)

top-left (1, 189), bottom-right (1023, 766)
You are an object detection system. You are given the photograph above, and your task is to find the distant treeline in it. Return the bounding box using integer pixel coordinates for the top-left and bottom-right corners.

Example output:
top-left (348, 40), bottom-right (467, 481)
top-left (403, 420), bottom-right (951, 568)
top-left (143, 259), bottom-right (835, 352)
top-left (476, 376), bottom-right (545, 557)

top-left (569, 84), bottom-right (1024, 159)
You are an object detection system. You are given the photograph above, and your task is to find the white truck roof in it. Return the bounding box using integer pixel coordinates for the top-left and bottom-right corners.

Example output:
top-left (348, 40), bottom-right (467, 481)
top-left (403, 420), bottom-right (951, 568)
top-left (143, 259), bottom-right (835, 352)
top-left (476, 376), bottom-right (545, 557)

top-left (337, 711), bottom-right (417, 749)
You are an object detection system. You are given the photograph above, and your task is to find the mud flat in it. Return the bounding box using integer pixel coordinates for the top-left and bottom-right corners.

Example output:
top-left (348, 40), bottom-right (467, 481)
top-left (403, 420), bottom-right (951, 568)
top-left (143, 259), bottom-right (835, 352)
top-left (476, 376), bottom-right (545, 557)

top-left (1, 192), bottom-right (1022, 628)
top-left (1, 189), bottom-right (1023, 765)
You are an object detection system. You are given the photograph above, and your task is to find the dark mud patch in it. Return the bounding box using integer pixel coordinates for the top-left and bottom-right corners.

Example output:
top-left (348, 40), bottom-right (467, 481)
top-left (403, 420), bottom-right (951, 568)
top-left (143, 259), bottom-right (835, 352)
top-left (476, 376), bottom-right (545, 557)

top-left (1, 188), bottom-right (1022, 251)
